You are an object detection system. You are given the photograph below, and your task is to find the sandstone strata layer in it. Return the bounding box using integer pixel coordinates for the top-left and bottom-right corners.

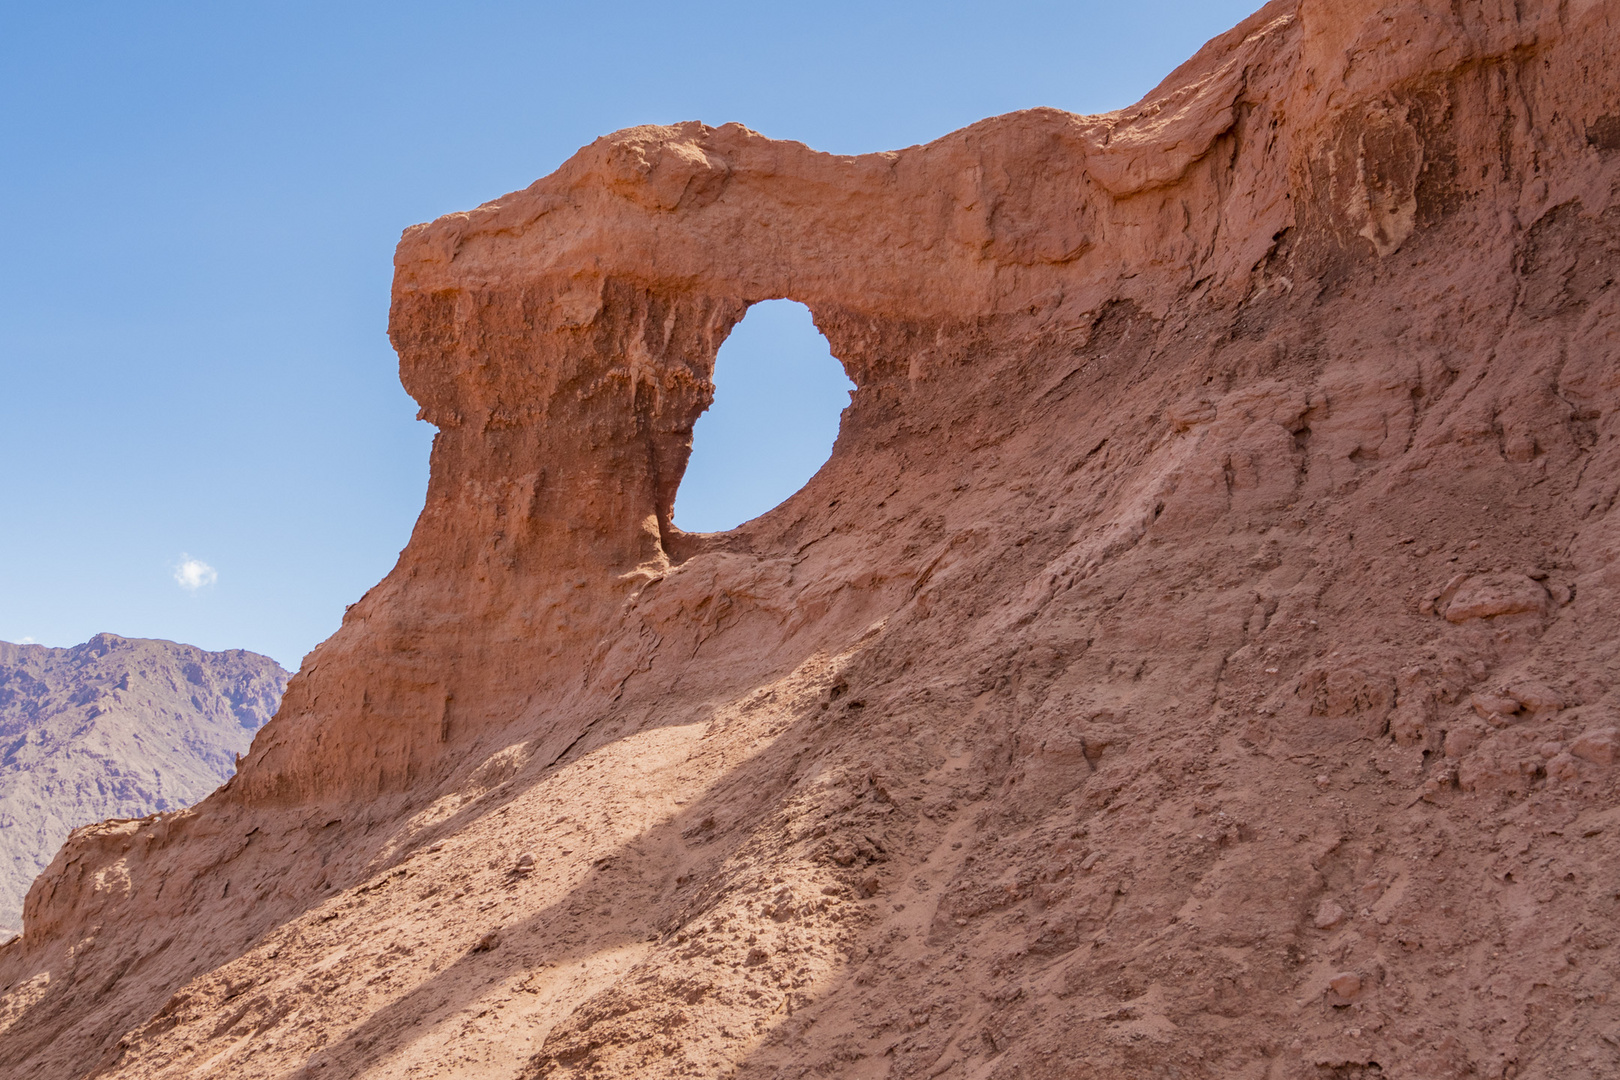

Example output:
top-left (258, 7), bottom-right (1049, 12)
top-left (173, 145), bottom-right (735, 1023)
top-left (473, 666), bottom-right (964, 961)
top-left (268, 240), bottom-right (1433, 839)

top-left (0, 635), bottom-right (287, 936)
top-left (3, 1), bottom-right (1620, 1077)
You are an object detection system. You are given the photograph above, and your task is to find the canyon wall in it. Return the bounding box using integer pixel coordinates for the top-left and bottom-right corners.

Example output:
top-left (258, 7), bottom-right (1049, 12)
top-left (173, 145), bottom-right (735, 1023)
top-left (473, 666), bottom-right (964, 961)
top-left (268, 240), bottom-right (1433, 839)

top-left (1, 1), bottom-right (1618, 1076)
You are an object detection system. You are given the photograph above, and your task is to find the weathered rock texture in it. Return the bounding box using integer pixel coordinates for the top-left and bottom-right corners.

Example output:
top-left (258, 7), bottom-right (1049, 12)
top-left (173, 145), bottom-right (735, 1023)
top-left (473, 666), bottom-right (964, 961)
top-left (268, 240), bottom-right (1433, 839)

top-left (3, 0), bottom-right (1620, 1076)
top-left (0, 635), bottom-right (287, 937)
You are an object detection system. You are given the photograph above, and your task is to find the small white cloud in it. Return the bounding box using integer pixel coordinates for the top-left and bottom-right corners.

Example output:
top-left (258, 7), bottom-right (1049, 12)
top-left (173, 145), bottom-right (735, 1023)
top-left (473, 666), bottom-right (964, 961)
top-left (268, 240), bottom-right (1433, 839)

top-left (174, 554), bottom-right (218, 592)
top-left (18, 636), bottom-right (35, 644)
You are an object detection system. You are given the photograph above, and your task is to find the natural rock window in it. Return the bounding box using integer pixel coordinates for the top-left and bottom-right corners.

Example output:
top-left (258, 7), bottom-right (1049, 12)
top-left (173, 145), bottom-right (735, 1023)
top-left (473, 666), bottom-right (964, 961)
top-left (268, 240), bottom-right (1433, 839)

top-left (673, 299), bottom-right (854, 533)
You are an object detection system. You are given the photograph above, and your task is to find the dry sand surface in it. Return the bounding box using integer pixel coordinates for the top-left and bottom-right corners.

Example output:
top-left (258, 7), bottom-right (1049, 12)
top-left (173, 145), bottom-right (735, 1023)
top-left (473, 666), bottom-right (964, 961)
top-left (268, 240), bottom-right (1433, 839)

top-left (3, 0), bottom-right (1620, 1076)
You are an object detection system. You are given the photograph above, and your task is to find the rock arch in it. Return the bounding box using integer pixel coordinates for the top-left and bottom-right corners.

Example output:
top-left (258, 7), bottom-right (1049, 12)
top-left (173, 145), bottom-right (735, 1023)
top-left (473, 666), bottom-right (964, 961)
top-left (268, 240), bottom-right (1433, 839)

top-left (673, 298), bottom-right (852, 534)
top-left (234, 5), bottom-right (1380, 801)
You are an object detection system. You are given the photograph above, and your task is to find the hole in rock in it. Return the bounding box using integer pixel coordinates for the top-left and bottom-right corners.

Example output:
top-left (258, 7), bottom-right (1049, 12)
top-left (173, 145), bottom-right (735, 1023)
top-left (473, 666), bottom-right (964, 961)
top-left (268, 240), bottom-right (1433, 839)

top-left (673, 299), bottom-right (854, 533)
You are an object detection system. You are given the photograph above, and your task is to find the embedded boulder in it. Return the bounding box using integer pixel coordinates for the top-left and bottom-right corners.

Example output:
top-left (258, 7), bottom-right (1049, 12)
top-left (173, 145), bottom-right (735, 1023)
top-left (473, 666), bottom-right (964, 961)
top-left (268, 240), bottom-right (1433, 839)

top-left (1443, 574), bottom-right (1552, 623)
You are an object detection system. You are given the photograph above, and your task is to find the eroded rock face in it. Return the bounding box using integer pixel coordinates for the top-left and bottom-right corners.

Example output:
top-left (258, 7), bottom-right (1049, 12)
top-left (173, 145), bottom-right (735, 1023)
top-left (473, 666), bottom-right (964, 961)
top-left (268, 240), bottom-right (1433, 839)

top-left (3, 1), bottom-right (1620, 1077)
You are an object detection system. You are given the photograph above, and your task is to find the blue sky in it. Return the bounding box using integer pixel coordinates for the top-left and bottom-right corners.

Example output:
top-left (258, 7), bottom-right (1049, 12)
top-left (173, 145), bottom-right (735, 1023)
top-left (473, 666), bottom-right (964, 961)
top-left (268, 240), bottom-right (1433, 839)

top-left (0, 1), bottom-right (1260, 669)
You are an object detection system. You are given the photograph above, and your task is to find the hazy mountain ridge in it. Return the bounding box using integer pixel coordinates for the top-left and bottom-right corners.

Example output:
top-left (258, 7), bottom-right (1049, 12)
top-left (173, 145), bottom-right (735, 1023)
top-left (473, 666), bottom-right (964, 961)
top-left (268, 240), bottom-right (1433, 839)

top-left (0, 634), bottom-right (288, 934)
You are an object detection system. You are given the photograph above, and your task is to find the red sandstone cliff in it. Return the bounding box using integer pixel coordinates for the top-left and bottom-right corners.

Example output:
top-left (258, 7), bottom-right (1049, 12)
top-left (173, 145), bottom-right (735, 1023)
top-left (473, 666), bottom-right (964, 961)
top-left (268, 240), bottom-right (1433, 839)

top-left (2, 1), bottom-right (1618, 1076)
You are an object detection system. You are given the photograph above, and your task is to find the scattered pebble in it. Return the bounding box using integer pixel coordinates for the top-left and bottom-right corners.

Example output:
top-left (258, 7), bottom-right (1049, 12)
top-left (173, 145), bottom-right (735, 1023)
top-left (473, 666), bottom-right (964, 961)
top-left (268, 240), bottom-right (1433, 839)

top-left (1571, 727), bottom-right (1619, 766)
top-left (1313, 899), bottom-right (1346, 929)
top-left (1471, 692), bottom-right (1520, 720)
top-left (1329, 972), bottom-right (1361, 1000)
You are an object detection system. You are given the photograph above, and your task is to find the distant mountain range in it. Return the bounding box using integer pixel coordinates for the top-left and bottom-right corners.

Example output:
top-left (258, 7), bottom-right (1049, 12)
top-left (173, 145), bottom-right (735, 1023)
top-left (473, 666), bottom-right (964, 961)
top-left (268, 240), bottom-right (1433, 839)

top-left (0, 634), bottom-right (288, 934)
